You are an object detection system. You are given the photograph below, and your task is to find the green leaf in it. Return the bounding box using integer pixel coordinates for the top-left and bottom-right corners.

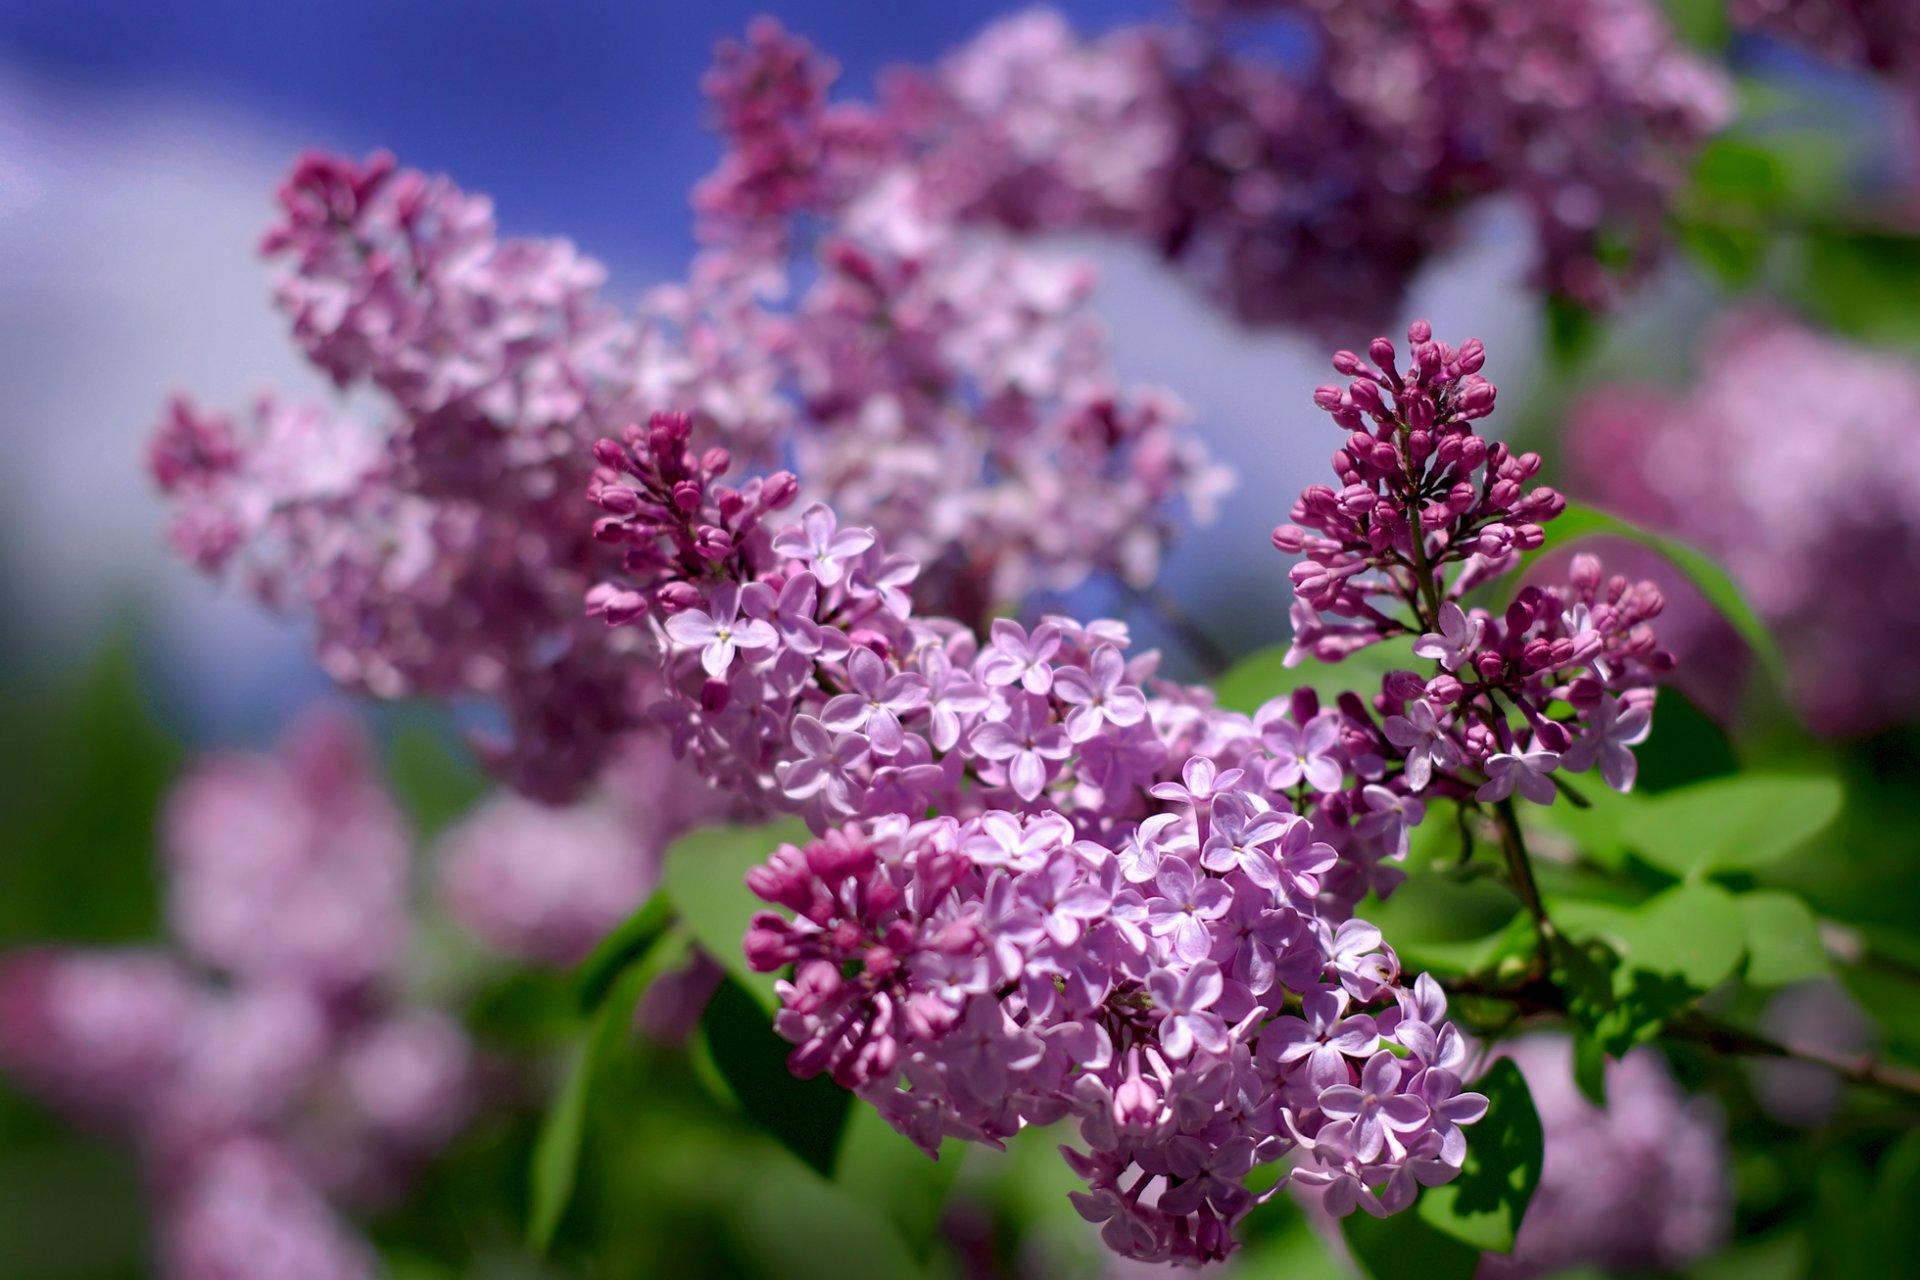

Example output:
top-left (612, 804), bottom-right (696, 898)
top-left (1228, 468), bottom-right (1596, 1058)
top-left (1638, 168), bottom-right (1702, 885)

top-left (663, 818), bottom-right (809, 1011)
top-left (1620, 774), bottom-right (1842, 877)
top-left (382, 718), bottom-right (486, 841)
top-left (699, 975), bottom-right (853, 1179)
top-left (833, 1103), bottom-right (960, 1259)
top-left (526, 1039), bottom-right (593, 1255)
top-left (1792, 231), bottom-right (1920, 353)
top-left (1553, 884), bottom-right (1747, 1054)
top-left (1630, 687), bottom-right (1738, 794)
top-left (527, 926), bottom-right (689, 1253)
top-left (1544, 294), bottom-right (1601, 367)
top-left (1344, 1201), bottom-right (1481, 1279)
top-left (1211, 641), bottom-right (1411, 716)
top-left (1571, 1027), bottom-right (1608, 1107)
top-left (1660, 0), bottom-right (1731, 49)
top-left (1417, 1059), bottom-right (1544, 1254)
top-left (575, 889), bottom-right (672, 1013)
top-left (1515, 501), bottom-right (1781, 679)
top-left (1739, 890), bottom-right (1830, 987)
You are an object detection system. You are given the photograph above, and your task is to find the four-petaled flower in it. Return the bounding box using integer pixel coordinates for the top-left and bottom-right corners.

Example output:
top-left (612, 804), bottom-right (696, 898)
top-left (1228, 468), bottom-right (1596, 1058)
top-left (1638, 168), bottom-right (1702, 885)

top-left (1148, 960), bottom-right (1228, 1060)
top-left (1054, 646), bottom-right (1148, 742)
top-left (1354, 785), bottom-right (1425, 858)
top-left (771, 502), bottom-right (875, 587)
top-left (820, 647), bottom-right (929, 757)
top-left (977, 619), bottom-right (1064, 695)
top-left (663, 582), bottom-right (777, 676)
top-left (1476, 749), bottom-right (1561, 806)
top-left (971, 693), bottom-right (1071, 802)
top-left (1263, 712), bottom-right (1347, 793)
top-left (1561, 693), bottom-right (1651, 792)
top-left (1145, 857), bottom-right (1234, 964)
top-left (1412, 601), bottom-right (1484, 672)
top-left (1317, 1051), bottom-right (1430, 1162)
top-left (1382, 699), bottom-right (1462, 792)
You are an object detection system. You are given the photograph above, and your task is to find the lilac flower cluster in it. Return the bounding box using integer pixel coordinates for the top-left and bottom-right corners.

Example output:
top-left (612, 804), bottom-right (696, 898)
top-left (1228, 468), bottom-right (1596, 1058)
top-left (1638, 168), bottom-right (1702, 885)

top-left (153, 42), bottom-right (1227, 798)
top-left (886, 4), bottom-right (1728, 331)
top-left (149, 152), bottom-right (655, 801)
top-left (1567, 308), bottom-right (1920, 735)
top-left (436, 734), bottom-right (733, 968)
top-left (1282, 323), bottom-right (1671, 799)
top-left (584, 322), bottom-right (1665, 1262)
top-left (0, 712), bottom-right (470, 1280)
top-left (1479, 1037), bottom-right (1730, 1278)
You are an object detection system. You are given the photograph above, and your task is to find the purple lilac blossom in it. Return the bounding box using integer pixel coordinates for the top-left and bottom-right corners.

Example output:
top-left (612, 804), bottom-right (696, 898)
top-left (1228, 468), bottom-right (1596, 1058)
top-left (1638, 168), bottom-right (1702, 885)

top-left (150, 27), bottom-right (1230, 798)
top-left (0, 711), bottom-right (473, 1280)
top-left (1568, 307), bottom-right (1920, 734)
top-left (586, 324), bottom-right (1661, 1263)
top-left (887, 4), bottom-right (1727, 331)
top-left (1479, 1036), bottom-right (1731, 1278)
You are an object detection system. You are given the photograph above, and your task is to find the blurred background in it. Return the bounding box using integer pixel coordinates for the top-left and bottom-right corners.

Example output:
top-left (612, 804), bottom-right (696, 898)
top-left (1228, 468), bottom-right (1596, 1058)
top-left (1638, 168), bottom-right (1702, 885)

top-left (1, 1), bottom-right (1916, 1277)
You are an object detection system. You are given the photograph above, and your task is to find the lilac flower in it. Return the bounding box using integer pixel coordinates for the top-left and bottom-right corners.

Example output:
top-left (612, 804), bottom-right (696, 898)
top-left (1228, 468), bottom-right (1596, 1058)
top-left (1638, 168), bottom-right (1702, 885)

top-left (1382, 700), bottom-right (1462, 792)
top-left (1354, 785), bottom-right (1425, 859)
top-left (1325, 919), bottom-right (1397, 1001)
top-left (820, 647), bottom-right (929, 757)
top-left (664, 582), bottom-right (778, 676)
top-left (1053, 646), bottom-right (1148, 742)
top-left (918, 646), bottom-right (991, 753)
top-left (1561, 693), bottom-right (1652, 792)
top-left (1272, 816), bottom-right (1340, 902)
top-left (1413, 602), bottom-right (1485, 672)
top-left (971, 693), bottom-right (1071, 802)
top-left (976, 619), bottom-right (1064, 694)
top-left (1148, 961), bottom-right (1228, 1060)
top-left (1262, 712), bottom-right (1346, 793)
top-left (1144, 857), bottom-right (1234, 964)
top-left (1477, 749), bottom-right (1562, 806)
top-left (1115, 813), bottom-right (1180, 885)
top-left (742, 571), bottom-right (825, 654)
top-left (776, 715), bottom-right (871, 813)
top-left (771, 502), bottom-right (876, 588)
top-left (1150, 755), bottom-right (1247, 814)
top-left (1014, 854), bottom-right (1113, 947)
top-left (1198, 794), bottom-right (1291, 889)
top-left (1259, 987), bottom-right (1379, 1089)
top-left (1318, 1051), bottom-right (1430, 1162)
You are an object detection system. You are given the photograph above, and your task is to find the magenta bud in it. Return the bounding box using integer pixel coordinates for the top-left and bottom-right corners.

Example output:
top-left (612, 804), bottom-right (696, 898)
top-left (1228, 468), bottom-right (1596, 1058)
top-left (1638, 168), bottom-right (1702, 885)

top-left (1475, 651), bottom-right (1505, 681)
top-left (592, 517), bottom-right (628, 543)
top-left (1407, 319), bottom-right (1433, 344)
top-left (656, 581), bottom-right (702, 613)
top-left (597, 485), bottom-right (640, 515)
top-left (1534, 718), bottom-right (1573, 753)
top-left (600, 589), bottom-right (647, 625)
top-left (1271, 524), bottom-right (1306, 553)
top-left (1369, 337), bottom-right (1398, 373)
top-left (1457, 338), bottom-right (1485, 374)
top-left (1314, 384), bottom-right (1345, 411)
top-left (1425, 674), bottom-right (1464, 704)
top-left (672, 480), bottom-right (703, 512)
top-left (1408, 430), bottom-right (1433, 462)
top-left (1384, 670), bottom-right (1426, 702)
top-left (593, 438), bottom-right (627, 469)
top-left (1349, 379), bottom-right (1385, 414)
top-left (1332, 350), bottom-right (1368, 376)
top-left (1458, 379), bottom-right (1497, 419)
top-left (702, 446), bottom-right (732, 476)
top-left (761, 470), bottom-right (800, 509)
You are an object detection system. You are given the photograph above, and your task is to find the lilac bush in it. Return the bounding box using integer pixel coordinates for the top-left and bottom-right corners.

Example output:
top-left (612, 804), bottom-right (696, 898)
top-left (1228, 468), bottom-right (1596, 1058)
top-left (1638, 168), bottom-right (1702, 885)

top-left (567, 320), bottom-right (1671, 1262)
top-left (0, 712), bottom-right (470, 1280)
top-left (1568, 308), bottom-right (1920, 734)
